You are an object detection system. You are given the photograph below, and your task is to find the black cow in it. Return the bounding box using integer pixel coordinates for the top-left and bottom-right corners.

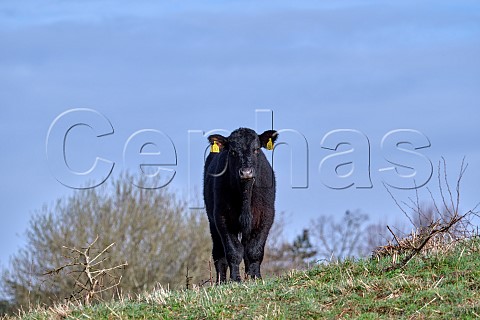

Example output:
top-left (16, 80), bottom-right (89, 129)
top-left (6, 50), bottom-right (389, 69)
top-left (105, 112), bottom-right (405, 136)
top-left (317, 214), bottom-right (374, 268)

top-left (203, 128), bottom-right (278, 282)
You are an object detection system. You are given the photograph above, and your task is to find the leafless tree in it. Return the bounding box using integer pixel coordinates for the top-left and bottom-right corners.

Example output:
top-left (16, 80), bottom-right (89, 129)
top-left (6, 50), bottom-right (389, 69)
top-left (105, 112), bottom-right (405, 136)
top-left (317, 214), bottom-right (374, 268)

top-left (1, 174), bottom-right (212, 310)
top-left (310, 210), bottom-right (371, 261)
top-left (262, 213), bottom-right (317, 275)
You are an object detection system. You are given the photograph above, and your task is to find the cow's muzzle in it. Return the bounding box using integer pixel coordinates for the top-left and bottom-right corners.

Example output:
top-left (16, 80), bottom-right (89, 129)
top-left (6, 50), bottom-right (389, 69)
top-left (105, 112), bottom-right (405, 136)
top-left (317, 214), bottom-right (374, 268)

top-left (239, 168), bottom-right (255, 180)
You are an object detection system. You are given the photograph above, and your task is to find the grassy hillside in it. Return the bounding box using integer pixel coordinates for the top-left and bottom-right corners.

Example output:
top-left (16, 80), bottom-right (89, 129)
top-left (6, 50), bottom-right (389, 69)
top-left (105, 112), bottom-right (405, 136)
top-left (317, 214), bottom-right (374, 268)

top-left (11, 238), bottom-right (480, 319)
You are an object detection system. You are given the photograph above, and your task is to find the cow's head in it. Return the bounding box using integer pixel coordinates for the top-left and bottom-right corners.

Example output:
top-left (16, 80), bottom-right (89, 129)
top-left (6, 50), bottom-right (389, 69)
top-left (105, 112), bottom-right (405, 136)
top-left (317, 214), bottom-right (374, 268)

top-left (208, 128), bottom-right (278, 181)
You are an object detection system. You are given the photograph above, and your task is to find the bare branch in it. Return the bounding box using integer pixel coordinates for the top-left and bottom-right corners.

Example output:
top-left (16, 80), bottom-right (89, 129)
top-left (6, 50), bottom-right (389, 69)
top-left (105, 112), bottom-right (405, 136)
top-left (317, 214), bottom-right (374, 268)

top-left (426, 187), bottom-right (442, 217)
top-left (455, 157), bottom-right (468, 214)
top-left (43, 237), bottom-right (127, 304)
top-left (90, 242), bottom-right (116, 264)
top-left (387, 226), bottom-right (401, 246)
top-left (383, 182), bottom-right (415, 226)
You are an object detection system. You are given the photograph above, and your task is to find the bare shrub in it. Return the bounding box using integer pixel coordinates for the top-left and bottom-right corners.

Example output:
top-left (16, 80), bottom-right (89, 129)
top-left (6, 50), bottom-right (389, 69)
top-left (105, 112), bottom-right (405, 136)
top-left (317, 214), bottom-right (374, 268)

top-left (43, 236), bottom-right (127, 304)
top-left (376, 158), bottom-right (479, 270)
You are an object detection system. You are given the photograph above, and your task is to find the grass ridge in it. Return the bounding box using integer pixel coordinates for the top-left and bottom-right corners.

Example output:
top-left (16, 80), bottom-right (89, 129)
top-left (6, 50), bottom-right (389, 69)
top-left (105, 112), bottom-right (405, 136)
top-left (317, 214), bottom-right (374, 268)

top-left (12, 238), bottom-right (480, 319)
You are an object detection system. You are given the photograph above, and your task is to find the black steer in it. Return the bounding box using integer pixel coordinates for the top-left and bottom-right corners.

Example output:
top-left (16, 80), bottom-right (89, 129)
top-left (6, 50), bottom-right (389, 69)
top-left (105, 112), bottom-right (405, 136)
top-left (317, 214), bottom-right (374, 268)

top-left (203, 128), bottom-right (278, 282)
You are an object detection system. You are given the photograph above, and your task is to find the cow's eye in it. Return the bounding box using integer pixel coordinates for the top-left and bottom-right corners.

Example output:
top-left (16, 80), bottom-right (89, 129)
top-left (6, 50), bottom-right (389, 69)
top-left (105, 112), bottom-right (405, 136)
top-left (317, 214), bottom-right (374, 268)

top-left (230, 150), bottom-right (237, 157)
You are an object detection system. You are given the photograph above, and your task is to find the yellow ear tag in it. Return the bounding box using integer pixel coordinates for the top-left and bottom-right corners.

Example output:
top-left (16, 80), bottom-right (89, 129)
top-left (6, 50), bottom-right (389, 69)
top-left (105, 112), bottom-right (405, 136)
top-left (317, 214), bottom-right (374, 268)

top-left (266, 138), bottom-right (274, 150)
top-left (211, 141), bottom-right (220, 153)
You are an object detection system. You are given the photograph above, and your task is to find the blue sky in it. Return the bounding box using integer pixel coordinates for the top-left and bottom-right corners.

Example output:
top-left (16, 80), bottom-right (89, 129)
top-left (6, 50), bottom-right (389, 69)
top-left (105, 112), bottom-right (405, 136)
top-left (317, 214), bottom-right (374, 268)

top-left (1, 0), bottom-right (480, 271)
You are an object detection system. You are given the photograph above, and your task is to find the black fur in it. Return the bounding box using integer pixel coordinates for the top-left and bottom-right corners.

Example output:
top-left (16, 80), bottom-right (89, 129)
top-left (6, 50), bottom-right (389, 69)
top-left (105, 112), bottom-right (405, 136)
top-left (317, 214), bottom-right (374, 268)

top-left (204, 128), bottom-right (278, 282)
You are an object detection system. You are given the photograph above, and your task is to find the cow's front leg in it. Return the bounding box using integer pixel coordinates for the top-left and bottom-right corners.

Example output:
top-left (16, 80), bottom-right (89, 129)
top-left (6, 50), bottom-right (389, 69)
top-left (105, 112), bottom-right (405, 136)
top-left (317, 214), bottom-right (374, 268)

top-left (244, 238), bottom-right (264, 279)
top-left (214, 214), bottom-right (243, 282)
top-left (244, 224), bottom-right (272, 279)
top-left (224, 231), bottom-right (244, 281)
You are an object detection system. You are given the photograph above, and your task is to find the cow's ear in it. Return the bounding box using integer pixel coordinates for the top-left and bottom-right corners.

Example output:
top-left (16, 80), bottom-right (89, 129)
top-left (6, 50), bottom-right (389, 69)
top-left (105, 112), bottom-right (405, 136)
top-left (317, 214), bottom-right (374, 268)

top-left (259, 130), bottom-right (278, 150)
top-left (208, 134), bottom-right (228, 153)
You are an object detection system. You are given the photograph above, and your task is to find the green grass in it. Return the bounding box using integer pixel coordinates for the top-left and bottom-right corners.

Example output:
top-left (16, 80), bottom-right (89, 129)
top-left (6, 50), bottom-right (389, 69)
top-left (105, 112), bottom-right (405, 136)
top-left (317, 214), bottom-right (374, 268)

top-left (12, 238), bottom-right (480, 319)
